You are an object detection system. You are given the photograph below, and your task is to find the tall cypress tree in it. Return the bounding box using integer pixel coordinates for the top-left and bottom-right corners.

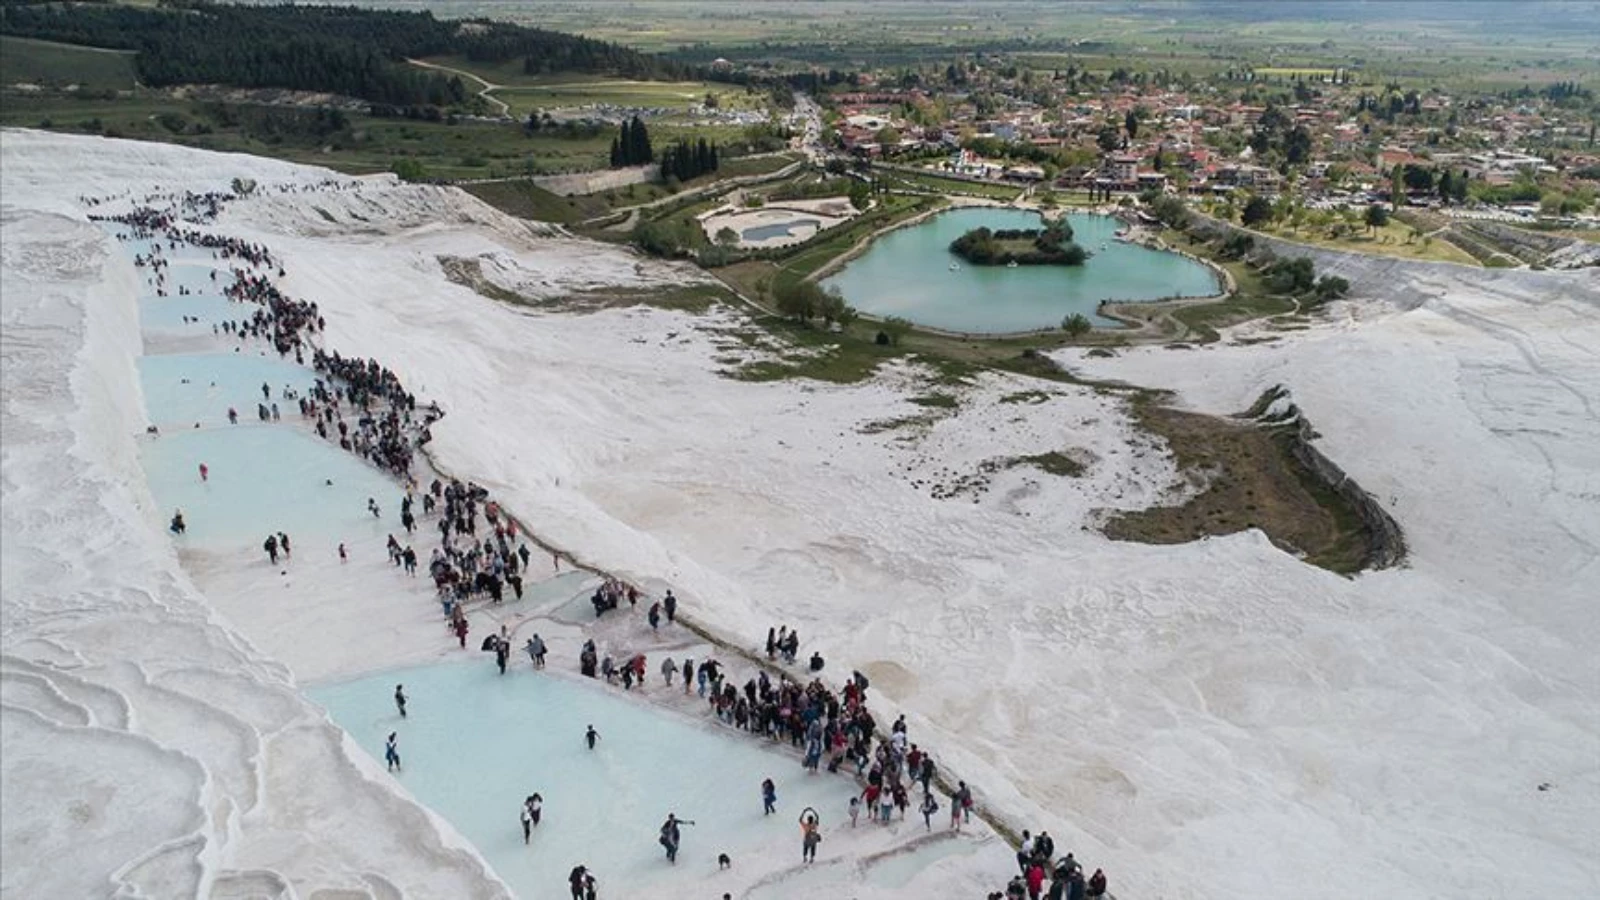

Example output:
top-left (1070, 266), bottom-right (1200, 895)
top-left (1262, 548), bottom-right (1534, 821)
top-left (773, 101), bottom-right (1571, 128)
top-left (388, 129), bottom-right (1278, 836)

top-left (629, 116), bottom-right (652, 164)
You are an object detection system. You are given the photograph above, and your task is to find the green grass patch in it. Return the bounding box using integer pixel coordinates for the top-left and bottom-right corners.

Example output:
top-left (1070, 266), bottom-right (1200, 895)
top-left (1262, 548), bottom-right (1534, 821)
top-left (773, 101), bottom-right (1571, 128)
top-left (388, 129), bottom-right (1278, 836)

top-left (999, 390), bottom-right (1054, 405)
top-left (462, 179), bottom-right (595, 223)
top-left (1014, 451), bottom-right (1085, 477)
top-left (1254, 219), bottom-right (1481, 266)
top-left (0, 36), bottom-right (136, 91)
top-left (909, 392), bottom-right (959, 409)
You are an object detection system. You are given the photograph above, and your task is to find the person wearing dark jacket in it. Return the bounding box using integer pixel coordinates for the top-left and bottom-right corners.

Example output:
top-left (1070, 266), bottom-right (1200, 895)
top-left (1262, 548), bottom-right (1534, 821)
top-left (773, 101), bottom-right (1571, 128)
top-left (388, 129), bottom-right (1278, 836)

top-left (1066, 868), bottom-right (1086, 900)
top-left (1086, 869), bottom-right (1107, 898)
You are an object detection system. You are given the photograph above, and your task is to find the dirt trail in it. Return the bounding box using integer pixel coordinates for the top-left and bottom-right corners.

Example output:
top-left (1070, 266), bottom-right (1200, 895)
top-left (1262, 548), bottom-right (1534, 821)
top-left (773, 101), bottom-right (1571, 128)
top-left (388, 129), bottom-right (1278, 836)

top-left (406, 58), bottom-right (509, 117)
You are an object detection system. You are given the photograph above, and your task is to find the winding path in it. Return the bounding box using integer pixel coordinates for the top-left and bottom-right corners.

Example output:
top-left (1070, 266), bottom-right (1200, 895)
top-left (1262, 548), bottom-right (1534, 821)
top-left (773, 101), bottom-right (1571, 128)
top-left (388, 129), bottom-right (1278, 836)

top-left (405, 58), bottom-right (509, 118)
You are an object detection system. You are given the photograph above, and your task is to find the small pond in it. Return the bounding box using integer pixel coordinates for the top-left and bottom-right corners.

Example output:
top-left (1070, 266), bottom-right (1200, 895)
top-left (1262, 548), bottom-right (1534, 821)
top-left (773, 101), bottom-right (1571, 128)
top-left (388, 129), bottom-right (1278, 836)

top-left (820, 208), bottom-right (1220, 332)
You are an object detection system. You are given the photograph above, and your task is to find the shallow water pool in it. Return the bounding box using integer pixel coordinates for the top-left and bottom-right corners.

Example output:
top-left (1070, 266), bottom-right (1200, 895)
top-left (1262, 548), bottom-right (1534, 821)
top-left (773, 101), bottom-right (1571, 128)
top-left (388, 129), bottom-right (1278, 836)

top-left (141, 425), bottom-right (399, 549)
top-left (138, 352), bottom-right (319, 429)
top-left (312, 662), bottom-right (859, 898)
top-left (137, 262), bottom-right (229, 298)
top-left (140, 293), bottom-right (248, 334)
top-left (743, 219), bottom-right (821, 242)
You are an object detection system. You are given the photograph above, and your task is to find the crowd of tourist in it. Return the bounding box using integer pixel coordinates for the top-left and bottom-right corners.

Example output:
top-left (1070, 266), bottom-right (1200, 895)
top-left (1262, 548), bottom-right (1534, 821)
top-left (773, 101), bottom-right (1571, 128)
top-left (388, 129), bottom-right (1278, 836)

top-left (108, 185), bottom-right (1114, 899)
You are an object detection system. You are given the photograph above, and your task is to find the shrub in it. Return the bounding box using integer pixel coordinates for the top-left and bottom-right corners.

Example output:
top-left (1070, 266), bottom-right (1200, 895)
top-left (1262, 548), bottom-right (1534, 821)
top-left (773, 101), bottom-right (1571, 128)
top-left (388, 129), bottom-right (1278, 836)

top-left (1312, 275), bottom-right (1350, 303)
top-left (1061, 313), bottom-right (1092, 337)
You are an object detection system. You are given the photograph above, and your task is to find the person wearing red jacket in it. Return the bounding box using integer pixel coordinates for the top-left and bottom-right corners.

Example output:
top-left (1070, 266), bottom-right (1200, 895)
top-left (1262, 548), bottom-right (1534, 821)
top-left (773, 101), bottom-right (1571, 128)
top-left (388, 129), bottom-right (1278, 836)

top-left (1025, 862), bottom-right (1046, 900)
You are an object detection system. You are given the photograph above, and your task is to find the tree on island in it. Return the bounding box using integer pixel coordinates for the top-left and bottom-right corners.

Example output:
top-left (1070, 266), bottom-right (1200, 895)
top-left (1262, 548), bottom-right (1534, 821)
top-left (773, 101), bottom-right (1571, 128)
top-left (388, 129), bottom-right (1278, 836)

top-left (949, 224), bottom-right (1086, 267)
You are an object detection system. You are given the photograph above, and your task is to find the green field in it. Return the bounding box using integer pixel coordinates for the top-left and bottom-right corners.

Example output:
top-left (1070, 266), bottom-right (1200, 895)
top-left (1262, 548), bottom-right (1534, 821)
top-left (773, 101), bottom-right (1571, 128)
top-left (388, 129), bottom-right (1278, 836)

top-left (1252, 218), bottom-right (1482, 266)
top-left (491, 80), bottom-right (762, 116)
top-left (381, 0), bottom-right (1600, 87)
top-left (0, 88), bottom-right (761, 181)
top-left (0, 36), bottom-right (137, 91)
top-left (415, 56), bottom-right (766, 117)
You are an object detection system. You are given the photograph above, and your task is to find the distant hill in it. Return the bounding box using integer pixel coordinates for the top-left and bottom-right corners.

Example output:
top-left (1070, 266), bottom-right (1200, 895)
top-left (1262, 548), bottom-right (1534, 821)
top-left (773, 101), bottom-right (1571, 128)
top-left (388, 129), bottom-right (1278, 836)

top-left (0, 1), bottom-right (693, 107)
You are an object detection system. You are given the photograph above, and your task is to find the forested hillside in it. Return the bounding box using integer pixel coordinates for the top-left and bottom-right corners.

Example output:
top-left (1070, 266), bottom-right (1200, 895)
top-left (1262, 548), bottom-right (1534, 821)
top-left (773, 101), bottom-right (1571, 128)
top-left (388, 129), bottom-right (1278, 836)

top-left (0, 1), bottom-right (693, 107)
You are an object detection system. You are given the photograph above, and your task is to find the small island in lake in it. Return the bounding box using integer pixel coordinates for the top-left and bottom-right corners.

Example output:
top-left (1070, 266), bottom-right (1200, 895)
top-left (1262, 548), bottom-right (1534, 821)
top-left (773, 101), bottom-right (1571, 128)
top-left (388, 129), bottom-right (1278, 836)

top-left (948, 223), bottom-right (1088, 266)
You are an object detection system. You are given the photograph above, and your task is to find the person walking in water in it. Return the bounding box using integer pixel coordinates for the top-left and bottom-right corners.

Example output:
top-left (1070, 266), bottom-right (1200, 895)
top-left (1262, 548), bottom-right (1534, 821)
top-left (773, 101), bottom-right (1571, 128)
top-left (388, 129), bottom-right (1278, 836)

top-left (525, 793), bottom-right (543, 829)
top-left (198, 462), bottom-right (208, 482)
top-left (800, 808), bottom-right (821, 863)
top-left (385, 732), bottom-right (401, 771)
top-left (520, 801), bottom-right (533, 844)
top-left (567, 865), bottom-right (591, 900)
top-left (658, 813), bottom-right (694, 864)
top-left (169, 509), bottom-right (186, 534)
top-left (762, 778), bottom-right (777, 815)
top-left (394, 684), bottom-right (407, 718)
top-left (585, 724), bottom-right (600, 750)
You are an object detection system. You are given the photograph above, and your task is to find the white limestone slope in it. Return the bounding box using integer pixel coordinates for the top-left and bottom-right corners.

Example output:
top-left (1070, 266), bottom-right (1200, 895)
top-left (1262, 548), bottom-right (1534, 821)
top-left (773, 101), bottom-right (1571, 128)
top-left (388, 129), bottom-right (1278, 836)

top-left (1, 132), bottom-right (509, 899)
top-left (3, 129), bottom-right (1597, 900)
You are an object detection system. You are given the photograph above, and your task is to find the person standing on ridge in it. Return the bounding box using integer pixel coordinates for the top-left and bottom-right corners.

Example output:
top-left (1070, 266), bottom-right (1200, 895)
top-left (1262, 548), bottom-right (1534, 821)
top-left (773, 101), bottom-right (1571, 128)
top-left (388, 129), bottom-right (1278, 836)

top-left (663, 590), bottom-right (678, 623)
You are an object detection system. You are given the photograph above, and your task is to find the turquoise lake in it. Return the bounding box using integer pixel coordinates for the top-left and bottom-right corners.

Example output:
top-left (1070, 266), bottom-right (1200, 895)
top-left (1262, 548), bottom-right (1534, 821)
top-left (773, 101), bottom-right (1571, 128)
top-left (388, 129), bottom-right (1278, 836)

top-left (820, 208), bottom-right (1220, 332)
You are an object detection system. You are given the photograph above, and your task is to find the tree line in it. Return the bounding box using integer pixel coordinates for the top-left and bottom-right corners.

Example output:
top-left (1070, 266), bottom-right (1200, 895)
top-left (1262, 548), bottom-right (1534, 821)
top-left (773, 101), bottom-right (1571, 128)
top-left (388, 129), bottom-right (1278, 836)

top-left (659, 137), bottom-right (719, 182)
top-left (0, 1), bottom-right (691, 107)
